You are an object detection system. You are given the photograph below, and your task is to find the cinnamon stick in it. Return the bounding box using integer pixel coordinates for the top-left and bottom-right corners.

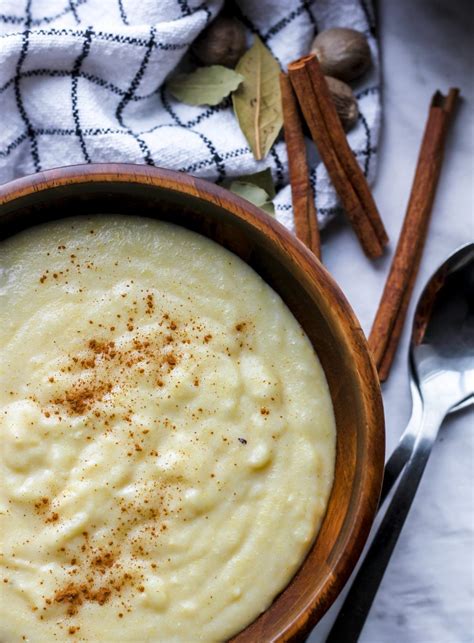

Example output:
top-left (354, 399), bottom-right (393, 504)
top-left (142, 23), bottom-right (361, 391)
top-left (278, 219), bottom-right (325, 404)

top-left (280, 72), bottom-right (321, 259)
top-left (369, 88), bottom-right (459, 381)
top-left (288, 54), bottom-right (388, 258)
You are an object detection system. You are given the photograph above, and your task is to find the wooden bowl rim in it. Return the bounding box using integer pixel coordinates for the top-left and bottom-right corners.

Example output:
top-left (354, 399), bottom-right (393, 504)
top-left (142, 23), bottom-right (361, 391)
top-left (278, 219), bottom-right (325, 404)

top-left (0, 163), bottom-right (384, 641)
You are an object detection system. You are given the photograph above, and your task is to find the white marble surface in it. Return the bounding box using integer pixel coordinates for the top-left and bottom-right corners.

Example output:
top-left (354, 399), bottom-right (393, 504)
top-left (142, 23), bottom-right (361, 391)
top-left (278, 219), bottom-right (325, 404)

top-left (308, 0), bottom-right (474, 641)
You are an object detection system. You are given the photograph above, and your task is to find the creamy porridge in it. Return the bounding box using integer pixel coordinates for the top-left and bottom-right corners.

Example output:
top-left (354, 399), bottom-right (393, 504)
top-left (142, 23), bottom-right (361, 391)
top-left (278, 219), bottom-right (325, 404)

top-left (0, 216), bottom-right (336, 642)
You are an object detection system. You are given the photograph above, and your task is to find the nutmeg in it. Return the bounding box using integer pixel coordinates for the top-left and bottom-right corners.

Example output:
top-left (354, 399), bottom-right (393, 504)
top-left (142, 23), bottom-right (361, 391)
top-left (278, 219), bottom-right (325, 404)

top-left (311, 27), bottom-right (371, 82)
top-left (325, 76), bottom-right (359, 131)
top-left (191, 15), bottom-right (247, 68)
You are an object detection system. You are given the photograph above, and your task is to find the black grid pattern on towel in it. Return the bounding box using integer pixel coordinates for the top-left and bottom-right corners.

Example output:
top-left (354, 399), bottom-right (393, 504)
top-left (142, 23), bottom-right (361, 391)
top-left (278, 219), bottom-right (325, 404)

top-left (0, 0), bottom-right (380, 222)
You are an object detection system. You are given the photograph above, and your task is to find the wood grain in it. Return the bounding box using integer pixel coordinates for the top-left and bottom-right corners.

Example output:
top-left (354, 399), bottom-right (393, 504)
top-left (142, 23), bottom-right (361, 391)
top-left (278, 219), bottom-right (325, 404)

top-left (0, 164), bottom-right (385, 642)
top-left (369, 88), bottom-right (459, 381)
top-left (288, 55), bottom-right (388, 259)
top-left (280, 72), bottom-right (321, 259)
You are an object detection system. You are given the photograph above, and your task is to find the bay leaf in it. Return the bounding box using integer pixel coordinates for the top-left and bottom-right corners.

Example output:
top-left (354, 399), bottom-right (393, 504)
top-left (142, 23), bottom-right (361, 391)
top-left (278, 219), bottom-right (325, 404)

top-left (168, 65), bottom-right (243, 106)
top-left (259, 201), bottom-right (276, 215)
top-left (229, 168), bottom-right (275, 198)
top-left (229, 181), bottom-right (275, 215)
top-left (232, 37), bottom-right (283, 160)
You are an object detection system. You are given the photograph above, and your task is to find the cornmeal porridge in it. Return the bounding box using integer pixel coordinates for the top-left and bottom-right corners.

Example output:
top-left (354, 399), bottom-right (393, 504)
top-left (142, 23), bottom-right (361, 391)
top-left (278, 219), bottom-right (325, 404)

top-left (0, 216), bottom-right (336, 642)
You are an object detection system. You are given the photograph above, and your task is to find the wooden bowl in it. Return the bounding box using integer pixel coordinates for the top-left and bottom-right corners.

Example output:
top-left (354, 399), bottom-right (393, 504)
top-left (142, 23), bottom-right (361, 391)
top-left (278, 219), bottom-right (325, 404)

top-left (0, 164), bottom-right (384, 641)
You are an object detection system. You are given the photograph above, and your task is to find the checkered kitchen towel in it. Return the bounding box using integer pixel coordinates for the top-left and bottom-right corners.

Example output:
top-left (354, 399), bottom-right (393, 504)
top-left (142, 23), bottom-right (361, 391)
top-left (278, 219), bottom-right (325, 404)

top-left (0, 0), bottom-right (380, 231)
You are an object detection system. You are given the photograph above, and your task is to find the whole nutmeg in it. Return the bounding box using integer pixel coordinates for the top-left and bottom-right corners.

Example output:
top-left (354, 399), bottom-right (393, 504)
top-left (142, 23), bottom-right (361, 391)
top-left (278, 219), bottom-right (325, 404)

top-left (191, 15), bottom-right (247, 68)
top-left (311, 27), bottom-right (371, 82)
top-left (325, 76), bottom-right (359, 131)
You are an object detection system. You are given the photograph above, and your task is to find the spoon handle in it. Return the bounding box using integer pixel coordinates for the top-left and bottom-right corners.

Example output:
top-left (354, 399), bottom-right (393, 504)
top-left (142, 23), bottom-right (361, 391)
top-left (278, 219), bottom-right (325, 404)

top-left (380, 388), bottom-right (473, 509)
top-left (325, 404), bottom-right (446, 643)
top-left (379, 379), bottom-right (421, 507)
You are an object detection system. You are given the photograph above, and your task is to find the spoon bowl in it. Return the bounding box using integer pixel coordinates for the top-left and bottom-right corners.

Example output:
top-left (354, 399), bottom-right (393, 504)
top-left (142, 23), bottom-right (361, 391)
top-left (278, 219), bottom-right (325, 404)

top-left (412, 243), bottom-right (474, 410)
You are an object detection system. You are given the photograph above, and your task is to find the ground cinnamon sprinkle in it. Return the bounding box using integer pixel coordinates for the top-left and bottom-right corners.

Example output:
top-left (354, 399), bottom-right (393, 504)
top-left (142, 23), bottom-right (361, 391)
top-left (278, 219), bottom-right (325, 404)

top-left (145, 293), bottom-right (154, 315)
top-left (55, 382), bottom-right (113, 415)
top-left (91, 552), bottom-right (115, 574)
top-left (92, 586), bottom-right (112, 605)
top-left (42, 470), bottom-right (180, 618)
top-left (88, 339), bottom-right (115, 356)
top-left (34, 497), bottom-right (50, 511)
top-left (33, 292), bottom-right (231, 623)
top-left (53, 584), bottom-right (84, 616)
top-left (49, 543), bottom-right (130, 616)
top-left (54, 582), bottom-right (113, 614)
top-left (45, 512), bottom-right (59, 523)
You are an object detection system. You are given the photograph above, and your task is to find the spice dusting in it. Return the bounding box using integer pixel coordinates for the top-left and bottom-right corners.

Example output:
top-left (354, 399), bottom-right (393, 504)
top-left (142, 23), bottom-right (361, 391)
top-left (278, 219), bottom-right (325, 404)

top-left (25, 275), bottom-right (242, 620)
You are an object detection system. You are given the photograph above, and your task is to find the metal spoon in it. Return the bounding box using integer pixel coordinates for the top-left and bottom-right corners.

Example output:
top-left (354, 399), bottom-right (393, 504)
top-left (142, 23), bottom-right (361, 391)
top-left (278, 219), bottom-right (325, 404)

top-left (381, 371), bottom-right (472, 508)
top-left (327, 243), bottom-right (474, 643)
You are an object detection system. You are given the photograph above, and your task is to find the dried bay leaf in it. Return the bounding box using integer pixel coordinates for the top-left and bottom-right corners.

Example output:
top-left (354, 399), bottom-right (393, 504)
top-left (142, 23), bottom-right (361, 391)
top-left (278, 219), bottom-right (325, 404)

top-left (232, 37), bottom-right (283, 160)
top-left (229, 181), bottom-right (275, 215)
top-left (229, 181), bottom-right (268, 205)
top-left (259, 201), bottom-right (276, 215)
top-left (168, 65), bottom-right (243, 106)
top-left (229, 168), bottom-right (275, 198)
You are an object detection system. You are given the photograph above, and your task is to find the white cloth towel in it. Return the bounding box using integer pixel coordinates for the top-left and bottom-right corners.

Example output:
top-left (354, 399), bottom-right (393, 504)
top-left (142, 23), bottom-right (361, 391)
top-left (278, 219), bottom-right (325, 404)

top-left (0, 0), bottom-right (381, 230)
